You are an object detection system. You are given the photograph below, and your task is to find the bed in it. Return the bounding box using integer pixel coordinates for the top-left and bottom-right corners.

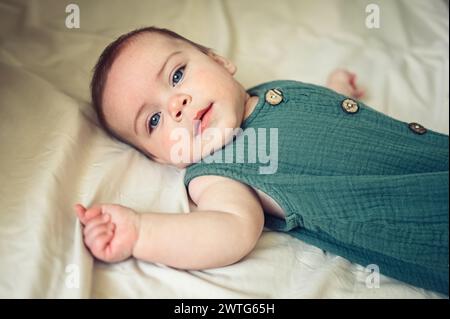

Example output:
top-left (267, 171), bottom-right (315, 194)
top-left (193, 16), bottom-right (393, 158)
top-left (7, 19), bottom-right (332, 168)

top-left (0, 0), bottom-right (448, 298)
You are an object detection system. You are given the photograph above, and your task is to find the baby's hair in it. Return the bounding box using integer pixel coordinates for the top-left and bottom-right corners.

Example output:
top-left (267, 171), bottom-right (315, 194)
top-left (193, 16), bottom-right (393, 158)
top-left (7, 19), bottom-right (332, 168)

top-left (90, 26), bottom-right (211, 158)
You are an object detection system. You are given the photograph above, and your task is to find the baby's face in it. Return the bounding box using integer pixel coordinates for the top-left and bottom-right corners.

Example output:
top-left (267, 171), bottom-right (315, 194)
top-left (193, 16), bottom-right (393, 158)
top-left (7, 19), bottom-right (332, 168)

top-left (102, 32), bottom-right (250, 167)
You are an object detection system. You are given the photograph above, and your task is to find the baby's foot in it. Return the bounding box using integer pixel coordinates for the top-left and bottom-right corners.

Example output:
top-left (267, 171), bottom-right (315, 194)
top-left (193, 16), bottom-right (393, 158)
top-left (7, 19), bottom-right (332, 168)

top-left (326, 69), bottom-right (365, 99)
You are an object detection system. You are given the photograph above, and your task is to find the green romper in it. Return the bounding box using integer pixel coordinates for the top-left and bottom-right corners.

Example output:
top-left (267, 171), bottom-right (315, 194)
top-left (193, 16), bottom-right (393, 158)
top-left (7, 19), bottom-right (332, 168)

top-left (184, 80), bottom-right (449, 295)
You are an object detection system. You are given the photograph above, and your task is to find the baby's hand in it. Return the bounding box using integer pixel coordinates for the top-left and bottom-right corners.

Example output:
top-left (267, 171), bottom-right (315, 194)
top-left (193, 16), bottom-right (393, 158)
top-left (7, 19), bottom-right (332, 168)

top-left (326, 68), bottom-right (365, 99)
top-left (74, 203), bottom-right (140, 263)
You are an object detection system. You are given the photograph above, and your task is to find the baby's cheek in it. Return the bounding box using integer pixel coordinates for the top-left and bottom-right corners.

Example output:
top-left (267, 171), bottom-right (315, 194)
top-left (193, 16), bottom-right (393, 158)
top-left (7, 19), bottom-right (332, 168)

top-left (161, 128), bottom-right (193, 162)
top-left (193, 65), bottom-right (234, 92)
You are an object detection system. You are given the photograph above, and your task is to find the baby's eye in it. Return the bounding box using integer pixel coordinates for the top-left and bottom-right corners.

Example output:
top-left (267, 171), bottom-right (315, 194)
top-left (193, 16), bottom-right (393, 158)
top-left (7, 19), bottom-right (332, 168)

top-left (148, 112), bottom-right (161, 131)
top-left (171, 66), bottom-right (185, 86)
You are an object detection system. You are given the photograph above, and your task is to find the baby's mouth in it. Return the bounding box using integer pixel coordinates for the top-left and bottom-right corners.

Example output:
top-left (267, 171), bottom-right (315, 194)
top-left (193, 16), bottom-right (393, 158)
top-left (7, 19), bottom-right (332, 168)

top-left (194, 103), bottom-right (213, 136)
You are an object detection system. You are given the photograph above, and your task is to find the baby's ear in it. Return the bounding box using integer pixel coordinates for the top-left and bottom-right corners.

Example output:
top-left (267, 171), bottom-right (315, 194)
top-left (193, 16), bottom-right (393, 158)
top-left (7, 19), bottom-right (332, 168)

top-left (207, 51), bottom-right (237, 75)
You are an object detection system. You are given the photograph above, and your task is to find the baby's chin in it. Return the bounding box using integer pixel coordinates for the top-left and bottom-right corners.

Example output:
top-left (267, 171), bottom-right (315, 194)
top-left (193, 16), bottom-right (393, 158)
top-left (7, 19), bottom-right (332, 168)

top-left (201, 122), bottom-right (240, 145)
top-left (166, 123), bottom-right (240, 167)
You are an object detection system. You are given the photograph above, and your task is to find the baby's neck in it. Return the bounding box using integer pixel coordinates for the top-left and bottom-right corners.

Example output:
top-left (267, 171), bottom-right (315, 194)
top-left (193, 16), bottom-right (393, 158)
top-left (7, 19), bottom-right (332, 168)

top-left (242, 93), bottom-right (259, 122)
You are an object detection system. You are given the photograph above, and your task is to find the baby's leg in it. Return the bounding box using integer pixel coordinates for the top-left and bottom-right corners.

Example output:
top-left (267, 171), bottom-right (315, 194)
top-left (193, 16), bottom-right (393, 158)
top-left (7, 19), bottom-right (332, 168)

top-left (326, 68), bottom-right (365, 99)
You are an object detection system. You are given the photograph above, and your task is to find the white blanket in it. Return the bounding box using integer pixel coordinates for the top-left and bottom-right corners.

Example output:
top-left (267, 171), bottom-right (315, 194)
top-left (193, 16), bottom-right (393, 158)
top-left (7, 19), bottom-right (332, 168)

top-left (0, 0), bottom-right (448, 298)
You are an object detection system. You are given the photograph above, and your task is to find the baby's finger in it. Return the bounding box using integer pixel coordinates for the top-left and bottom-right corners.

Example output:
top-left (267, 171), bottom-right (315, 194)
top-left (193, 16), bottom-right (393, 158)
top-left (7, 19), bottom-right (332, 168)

top-left (84, 205), bottom-right (104, 221)
top-left (74, 204), bottom-right (87, 224)
top-left (91, 232), bottom-right (114, 258)
top-left (85, 223), bottom-right (114, 248)
top-left (84, 214), bottom-right (111, 236)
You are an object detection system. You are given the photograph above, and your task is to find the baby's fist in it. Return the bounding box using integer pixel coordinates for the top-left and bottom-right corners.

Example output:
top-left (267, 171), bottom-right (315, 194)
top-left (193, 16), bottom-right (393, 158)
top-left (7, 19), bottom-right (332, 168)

top-left (74, 203), bottom-right (140, 263)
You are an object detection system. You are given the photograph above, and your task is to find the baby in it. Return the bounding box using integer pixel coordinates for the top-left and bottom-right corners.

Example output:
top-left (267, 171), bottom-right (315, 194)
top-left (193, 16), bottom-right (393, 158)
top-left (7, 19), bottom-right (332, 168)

top-left (75, 27), bottom-right (448, 295)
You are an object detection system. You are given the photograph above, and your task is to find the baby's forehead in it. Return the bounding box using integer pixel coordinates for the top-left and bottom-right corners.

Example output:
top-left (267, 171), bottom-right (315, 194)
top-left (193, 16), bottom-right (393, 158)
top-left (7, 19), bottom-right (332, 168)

top-left (123, 32), bottom-right (186, 57)
top-left (108, 33), bottom-right (182, 87)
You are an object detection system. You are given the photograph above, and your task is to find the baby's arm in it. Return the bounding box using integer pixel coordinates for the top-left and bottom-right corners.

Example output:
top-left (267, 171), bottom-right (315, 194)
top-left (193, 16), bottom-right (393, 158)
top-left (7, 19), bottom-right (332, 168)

top-left (75, 176), bottom-right (264, 269)
top-left (133, 176), bottom-right (264, 269)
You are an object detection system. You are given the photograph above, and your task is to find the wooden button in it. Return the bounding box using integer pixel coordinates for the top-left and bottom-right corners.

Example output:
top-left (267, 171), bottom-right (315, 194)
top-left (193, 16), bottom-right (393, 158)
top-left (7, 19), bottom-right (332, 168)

top-left (341, 98), bottom-right (359, 114)
top-left (265, 89), bottom-right (283, 106)
top-left (408, 122), bottom-right (427, 135)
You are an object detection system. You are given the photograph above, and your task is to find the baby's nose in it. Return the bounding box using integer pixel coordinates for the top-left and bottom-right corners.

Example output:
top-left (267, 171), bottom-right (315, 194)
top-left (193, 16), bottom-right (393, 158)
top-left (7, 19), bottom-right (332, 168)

top-left (169, 94), bottom-right (191, 121)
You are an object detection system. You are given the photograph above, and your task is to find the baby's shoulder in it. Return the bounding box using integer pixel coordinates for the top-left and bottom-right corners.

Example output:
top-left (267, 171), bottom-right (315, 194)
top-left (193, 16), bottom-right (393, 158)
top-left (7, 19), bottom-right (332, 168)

top-left (187, 174), bottom-right (255, 206)
top-left (187, 175), bottom-right (239, 201)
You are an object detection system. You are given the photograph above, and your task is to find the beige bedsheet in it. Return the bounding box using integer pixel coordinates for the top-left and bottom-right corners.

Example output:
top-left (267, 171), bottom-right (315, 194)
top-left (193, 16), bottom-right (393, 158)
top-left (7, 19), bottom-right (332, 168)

top-left (0, 0), bottom-right (448, 298)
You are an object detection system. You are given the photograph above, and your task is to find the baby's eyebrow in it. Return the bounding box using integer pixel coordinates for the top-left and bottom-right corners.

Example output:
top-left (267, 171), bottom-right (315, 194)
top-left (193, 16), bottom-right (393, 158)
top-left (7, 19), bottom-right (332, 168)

top-left (156, 50), bottom-right (182, 80)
